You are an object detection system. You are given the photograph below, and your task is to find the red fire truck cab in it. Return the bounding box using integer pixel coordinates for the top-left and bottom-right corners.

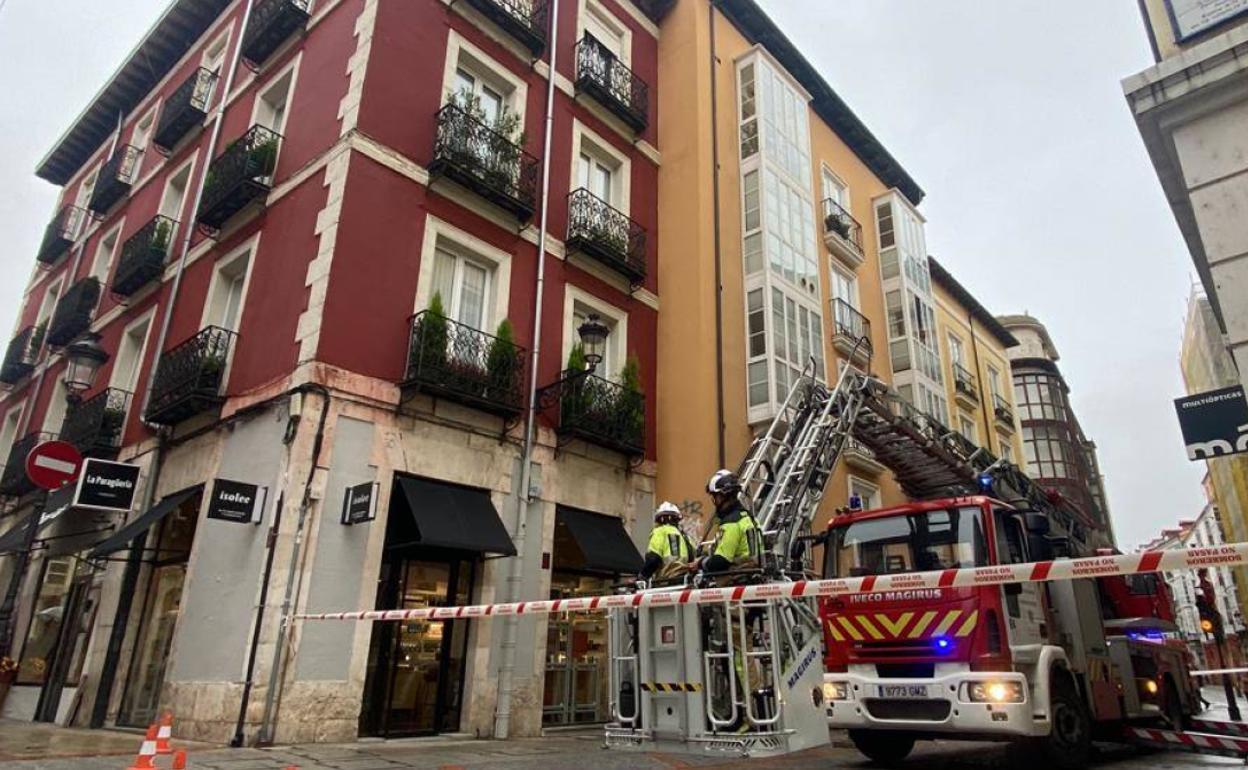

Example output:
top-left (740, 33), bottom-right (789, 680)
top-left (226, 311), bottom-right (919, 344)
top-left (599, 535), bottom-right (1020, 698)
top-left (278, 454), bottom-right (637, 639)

top-left (819, 496), bottom-right (1197, 767)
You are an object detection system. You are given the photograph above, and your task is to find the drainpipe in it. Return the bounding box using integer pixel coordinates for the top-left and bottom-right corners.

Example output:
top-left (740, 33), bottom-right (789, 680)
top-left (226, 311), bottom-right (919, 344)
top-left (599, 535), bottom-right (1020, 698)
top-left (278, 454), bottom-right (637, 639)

top-left (709, 1), bottom-right (726, 468)
top-left (495, 0), bottom-right (560, 740)
top-left (90, 0), bottom-right (258, 727)
top-left (965, 312), bottom-right (994, 453)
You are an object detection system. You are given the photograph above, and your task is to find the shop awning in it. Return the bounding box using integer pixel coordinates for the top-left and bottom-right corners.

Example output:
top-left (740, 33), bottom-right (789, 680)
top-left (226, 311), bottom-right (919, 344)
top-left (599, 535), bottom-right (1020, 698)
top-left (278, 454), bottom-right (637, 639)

top-left (394, 476), bottom-right (516, 556)
top-left (87, 486), bottom-right (202, 560)
top-left (553, 507), bottom-right (642, 575)
top-left (0, 511), bottom-right (39, 556)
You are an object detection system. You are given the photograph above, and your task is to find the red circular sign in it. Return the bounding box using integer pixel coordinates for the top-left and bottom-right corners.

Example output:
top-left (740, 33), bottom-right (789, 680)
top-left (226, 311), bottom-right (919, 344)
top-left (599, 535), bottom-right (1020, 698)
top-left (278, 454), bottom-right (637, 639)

top-left (25, 440), bottom-right (84, 491)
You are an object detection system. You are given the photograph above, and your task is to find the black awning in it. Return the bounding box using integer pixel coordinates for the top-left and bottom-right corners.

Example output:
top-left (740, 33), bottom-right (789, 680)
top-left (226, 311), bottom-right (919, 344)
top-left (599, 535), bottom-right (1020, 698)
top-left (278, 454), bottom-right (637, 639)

top-left (394, 476), bottom-right (516, 556)
top-left (553, 507), bottom-right (642, 575)
top-left (87, 486), bottom-right (202, 560)
top-left (0, 511), bottom-right (39, 556)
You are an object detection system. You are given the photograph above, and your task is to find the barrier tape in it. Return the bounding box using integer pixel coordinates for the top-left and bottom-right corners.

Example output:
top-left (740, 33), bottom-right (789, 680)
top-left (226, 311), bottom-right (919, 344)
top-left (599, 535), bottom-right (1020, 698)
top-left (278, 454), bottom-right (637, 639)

top-left (1125, 726), bottom-right (1248, 756)
top-left (295, 543), bottom-right (1248, 623)
top-left (1191, 668), bottom-right (1248, 677)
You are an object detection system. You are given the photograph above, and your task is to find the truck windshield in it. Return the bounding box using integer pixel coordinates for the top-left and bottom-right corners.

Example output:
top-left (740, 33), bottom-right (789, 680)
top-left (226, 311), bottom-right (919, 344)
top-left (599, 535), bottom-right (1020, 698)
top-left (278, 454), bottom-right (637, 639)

top-left (826, 507), bottom-right (989, 578)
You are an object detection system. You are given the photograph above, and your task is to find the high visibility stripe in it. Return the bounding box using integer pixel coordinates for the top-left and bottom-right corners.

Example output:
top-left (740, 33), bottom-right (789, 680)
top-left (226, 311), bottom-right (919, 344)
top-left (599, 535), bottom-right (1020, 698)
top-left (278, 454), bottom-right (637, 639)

top-left (1138, 551), bottom-right (1164, 573)
top-left (640, 682), bottom-right (703, 692)
top-left (826, 619), bottom-right (845, 642)
top-left (874, 612), bottom-right (913, 638)
top-left (932, 610), bottom-right (962, 638)
top-left (860, 576), bottom-right (877, 592)
top-left (837, 616), bottom-right (865, 641)
top-left (856, 615), bottom-right (885, 641)
top-left (907, 611), bottom-right (939, 639)
top-left (1029, 561), bottom-right (1053, 582)
top-left (938, 569), bottom-right (958, 587)
top-left (954, 610), bottom-right (978, 638)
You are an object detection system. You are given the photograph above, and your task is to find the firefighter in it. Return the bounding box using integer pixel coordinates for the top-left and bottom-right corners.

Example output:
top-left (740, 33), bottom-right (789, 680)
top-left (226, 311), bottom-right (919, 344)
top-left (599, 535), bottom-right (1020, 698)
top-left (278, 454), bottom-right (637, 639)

top-left (639, 501), bottom-right (693, 580)
top-left (698, 469), bottom-right (760, 574)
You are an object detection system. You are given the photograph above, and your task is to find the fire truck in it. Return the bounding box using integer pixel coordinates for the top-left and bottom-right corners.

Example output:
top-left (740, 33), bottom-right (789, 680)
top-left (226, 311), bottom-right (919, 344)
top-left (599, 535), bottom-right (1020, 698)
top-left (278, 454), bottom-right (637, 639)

top-left (606, 354), bottom-right (1202, 763)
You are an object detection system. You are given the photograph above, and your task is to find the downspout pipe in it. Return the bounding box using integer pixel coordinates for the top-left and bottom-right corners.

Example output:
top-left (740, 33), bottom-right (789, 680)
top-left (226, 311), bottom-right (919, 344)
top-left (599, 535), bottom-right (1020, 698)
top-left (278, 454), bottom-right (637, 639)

top-left (965, 311), bottom-right (994, 453)
top-left (709, 1), bottom-right (725, 468)
top-left (495, 0), bottom-right (560, 740)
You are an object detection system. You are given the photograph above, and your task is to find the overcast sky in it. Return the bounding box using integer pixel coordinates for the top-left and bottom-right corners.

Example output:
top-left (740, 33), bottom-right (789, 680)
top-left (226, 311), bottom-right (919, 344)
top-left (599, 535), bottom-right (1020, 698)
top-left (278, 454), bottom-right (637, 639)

top-left (0, 1), bottom-right (1207, 547)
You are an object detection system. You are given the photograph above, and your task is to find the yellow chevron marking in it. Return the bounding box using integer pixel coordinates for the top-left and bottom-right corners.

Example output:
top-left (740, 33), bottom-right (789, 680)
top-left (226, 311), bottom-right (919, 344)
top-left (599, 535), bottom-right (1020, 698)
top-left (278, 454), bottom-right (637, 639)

top-left (837, 616), bottom-right (864, 641)
top-left (954, 610), bottom-right (979, 638)
top-left (932, 610), bottom-right (962, 638)
top-left (827, 619), bottom-right (845, 642)
top-left (856, 615), bottom-right (885, 641)
top-left (875, 612), bottom-right (914, 638)
top-left (907, 611), bottom-right (939, 639)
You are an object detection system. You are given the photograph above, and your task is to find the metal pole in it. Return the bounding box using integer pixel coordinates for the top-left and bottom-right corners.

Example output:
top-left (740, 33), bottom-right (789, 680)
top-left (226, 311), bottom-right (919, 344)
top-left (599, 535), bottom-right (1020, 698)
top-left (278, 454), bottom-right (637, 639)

top-left (495, 0), bottom-right (560, 739)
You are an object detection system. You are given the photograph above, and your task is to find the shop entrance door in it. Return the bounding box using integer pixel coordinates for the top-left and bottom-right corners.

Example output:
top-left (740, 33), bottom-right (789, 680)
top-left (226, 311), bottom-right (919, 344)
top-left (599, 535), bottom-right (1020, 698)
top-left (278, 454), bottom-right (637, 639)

top-left (543, 573), bottom-right (611, 726)
top-left (360, 554), bottom-right (474, 737)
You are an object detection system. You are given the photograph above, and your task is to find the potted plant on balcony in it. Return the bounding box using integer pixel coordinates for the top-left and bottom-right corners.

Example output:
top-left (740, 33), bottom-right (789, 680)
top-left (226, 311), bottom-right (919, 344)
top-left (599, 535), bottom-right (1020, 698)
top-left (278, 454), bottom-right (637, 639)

top-left (485, 318), bottom-right (519, 406)
top-left (151, 217), bottom-right (174, 255)
top-left (825, 211), bottom-right (851, 239)
top-left (411, 293), bottom-right (449, 380)
top-left (449, 90), bottom-right (526, 194)
top-left (247, 135), bottom-right (280, 186)
top-left (617, 355), bottom-right (644, 447)
top-left (101, 404), bottom-right (127, 443)
top-left (561, 343), bottom-right (590, 424)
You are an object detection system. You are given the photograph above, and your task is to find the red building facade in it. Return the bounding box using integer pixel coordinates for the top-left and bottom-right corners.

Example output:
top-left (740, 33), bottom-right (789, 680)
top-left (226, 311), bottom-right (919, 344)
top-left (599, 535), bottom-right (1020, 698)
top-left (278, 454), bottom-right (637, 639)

top-left (0, 0), bottom-right (664, 744)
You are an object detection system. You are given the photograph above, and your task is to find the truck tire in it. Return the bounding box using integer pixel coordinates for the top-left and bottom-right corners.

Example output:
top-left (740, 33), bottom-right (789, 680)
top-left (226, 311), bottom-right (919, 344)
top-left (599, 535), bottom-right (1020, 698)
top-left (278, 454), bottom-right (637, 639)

top-left (1032, 676), bottom-right (1091, 769)
top-left (1163, 676), bottom-right (1187, 732)
top-left (849, 730), bottom-right (915, 766)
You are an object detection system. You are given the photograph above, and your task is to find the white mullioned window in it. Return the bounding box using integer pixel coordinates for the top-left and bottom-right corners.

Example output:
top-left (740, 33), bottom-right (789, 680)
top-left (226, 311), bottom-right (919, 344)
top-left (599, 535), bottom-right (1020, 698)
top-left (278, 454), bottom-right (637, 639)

top-left (430, 244), bottom-right (493, 332)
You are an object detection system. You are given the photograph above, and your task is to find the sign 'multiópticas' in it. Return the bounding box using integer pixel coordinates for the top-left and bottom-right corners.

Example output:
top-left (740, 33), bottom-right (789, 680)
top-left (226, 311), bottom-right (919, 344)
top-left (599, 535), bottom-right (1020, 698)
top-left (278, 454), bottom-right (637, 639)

top-left (1175, 385), bottom-right (1248, 461)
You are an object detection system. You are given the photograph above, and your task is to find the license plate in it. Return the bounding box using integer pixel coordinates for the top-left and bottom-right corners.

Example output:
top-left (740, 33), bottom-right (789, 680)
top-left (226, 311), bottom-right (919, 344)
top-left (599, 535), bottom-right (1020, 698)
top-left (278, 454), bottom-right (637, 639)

top-left (877, 684), bottom-right (929, 698)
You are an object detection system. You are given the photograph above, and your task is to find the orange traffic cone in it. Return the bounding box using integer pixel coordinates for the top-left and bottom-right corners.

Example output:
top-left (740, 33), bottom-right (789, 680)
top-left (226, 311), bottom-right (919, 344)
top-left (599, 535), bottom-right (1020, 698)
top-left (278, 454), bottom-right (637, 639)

top-left (126, 725), bottom-right (159, 770)
top-left (172, 750), bottom-right (187, 769)
top-left (155, 713), bottom-right (174, 755)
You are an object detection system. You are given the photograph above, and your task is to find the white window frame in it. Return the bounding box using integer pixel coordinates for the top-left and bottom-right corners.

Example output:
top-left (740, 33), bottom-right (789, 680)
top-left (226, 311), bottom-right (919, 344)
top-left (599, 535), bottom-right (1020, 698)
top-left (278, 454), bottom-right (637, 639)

top-left (570, 119), bottom-right (630, 214)
top-left (36, 278), bottom-right (64, 334)
top-left (561, 284), bottom-right (628, 382)
top-left (947, 332), bottom-right (966, 367)
top-left (414, 216), bottom-right (512, 331)
top-left (131, 104), bottom-right (159, 154)
top-left (90, 221), bottom-right (124, 283)
top-left (577, 0), bottom-right (632, 66)
top-left (43, 378), bottom-right (70, 436)
top-left (249, 54), bottom-right (302, 171)
top-left (440, 31), bottom-right (528, 124)
top-left (820, 165), bottom-right (849, 208)
top-left (200, 234), bottom-right (260, 333)
top-left (830, 263), bottom-right (858, 308)
top-left (0, 402), bottom-right (26, 462)
top-left (72, 167), bottom-right (100, 238)
top-left (958, 413), bottom-right (977, 443)
top-left (847, 476), bottom-right (881, 511)
top-left (201, 27), bottom-right (233, 78)
top-left (109, 308), bottom-right (156, 396)
top-left (159, 156), bottom-right (197, 225)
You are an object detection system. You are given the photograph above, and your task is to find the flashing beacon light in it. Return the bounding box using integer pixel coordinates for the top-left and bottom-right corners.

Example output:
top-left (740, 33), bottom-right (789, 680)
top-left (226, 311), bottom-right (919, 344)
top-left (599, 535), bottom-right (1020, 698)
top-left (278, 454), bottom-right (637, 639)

top-left (934, 637), bottom-right (953, 652)
top-left (977, 473), bottom-right (994, 494)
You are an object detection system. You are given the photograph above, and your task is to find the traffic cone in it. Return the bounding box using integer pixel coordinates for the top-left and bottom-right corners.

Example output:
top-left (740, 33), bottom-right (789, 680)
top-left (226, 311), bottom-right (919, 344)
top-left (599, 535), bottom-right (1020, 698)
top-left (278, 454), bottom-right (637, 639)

top-left (172, 750), bottom-right (187, 769)
top-left (126, 725), bottom-right (159, 770)
top-left (155, 713), bottom-right (174, 755)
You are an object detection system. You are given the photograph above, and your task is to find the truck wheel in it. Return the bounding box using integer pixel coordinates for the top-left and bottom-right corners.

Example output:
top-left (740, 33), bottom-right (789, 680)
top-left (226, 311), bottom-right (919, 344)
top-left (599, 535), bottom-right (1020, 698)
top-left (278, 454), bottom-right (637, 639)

top-left (1163, 677), bottom-right (1187, 732)
top-left (849, 730), bottom-right (915, 766)
top-left (1034, 677), bottom-right (1091, 769)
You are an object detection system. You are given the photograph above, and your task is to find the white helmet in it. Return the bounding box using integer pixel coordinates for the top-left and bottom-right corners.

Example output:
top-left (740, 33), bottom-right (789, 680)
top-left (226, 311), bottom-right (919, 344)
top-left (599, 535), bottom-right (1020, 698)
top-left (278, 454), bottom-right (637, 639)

top-left (654, 501), bottom-right (681, 522)
top-left (706, 469), bottom-right (741, 496)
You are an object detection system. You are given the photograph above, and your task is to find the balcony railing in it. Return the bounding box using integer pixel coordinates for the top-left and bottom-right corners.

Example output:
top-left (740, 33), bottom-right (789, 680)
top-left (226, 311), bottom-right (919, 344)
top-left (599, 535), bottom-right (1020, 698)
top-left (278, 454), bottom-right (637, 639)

top-left (153, 68), bottom-right (218, 151)
top-left (0, 326), bottom-right (43, 385)
top-left (46, 277), bottom-right (101, 347)
top-left (994, 394), bottom-right (1014, 426)
top-left (241, 0), bottom-right (311, 67)
top-left (462, 0), bottom-right (548, 54)
top-left (402, 311), bottom-right (527, 417)
top-left (831, 299), bottom-right (872, 351)
top-left (0, 432), bottom-right (52, 498)
top-left (113, 216), bottom-right (177, 297)
top-left (60, 389), bottom-right (130, 459)
top-left (566, 188), bottom-right (646, 284)
top-left (953, 362), bottom-right (977, 400)
top-left (822, 198), bottom-right (864, 266)
top-left (556, 371), bottom-right (644, 455)
top-left (87, 145), bottom-right (143, 216)
top-left (197, 125), bottom-right (281, 231)
top-left (36, 206), bottom-right (85, 265)
top-left (145, 326), bottom-right (235, 425)
top-left (430, 104), bottom-right (538, 221)
top-left (574, 35), bottom-right (648, 132)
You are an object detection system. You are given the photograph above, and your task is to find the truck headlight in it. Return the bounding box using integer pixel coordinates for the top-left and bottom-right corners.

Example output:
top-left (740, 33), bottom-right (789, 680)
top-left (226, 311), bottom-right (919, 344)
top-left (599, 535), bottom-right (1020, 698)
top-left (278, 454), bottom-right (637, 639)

top-left (967, 681), bottom-right (1024, 703)
top-left (823, 681), bottom-right (851, 701)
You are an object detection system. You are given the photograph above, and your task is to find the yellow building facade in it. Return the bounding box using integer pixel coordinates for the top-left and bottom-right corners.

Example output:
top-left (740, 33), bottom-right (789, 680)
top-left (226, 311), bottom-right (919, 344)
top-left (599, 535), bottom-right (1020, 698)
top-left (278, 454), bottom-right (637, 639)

top-left (654, 0), bottom-right (934, 528)
top-left (929, 258), bottom-right (1025, 463)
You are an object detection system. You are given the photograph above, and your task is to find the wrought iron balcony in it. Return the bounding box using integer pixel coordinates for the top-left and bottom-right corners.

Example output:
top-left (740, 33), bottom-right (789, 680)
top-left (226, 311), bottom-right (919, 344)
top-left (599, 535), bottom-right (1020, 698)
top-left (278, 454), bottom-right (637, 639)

top-left (60, 389), bottom-right (130, 460)
top-left (145, 326), bottom-right (235, 425)
top-left (87, 145), bottom-right (143, 216)
top-left (952, 362), bottom-right (978, 402)
top-left (830, 299), bottom-right (871, 363)
top-left (46, 277), bottom-right (101, 347)
top-left (242, 0), bottom-right (311, 67)
top-left (153, 68), bottom-right (218, 151)
top-left (113, 216), bottom-right (177, 297)
top-left (0, 432), bottom-right (51, 498)
top-left (430, 104), bottom-right (538, 221)
top-left (197, 125), bottom-right (281, 232)
top-left (994, 394), bottom-right (1014, 427)
top-left (822, 198), bottom-right (864, 268)
top-left (551, 370), bottom-right (644, 456)
top-left (574, 35), bottom-right (648, 132)
top-left (401, 311), bottom-right (527, 417)
top-left (566, 189), bottom-right (646, 284)
top-left (0, 326), bottom-right (42, 385)
top-left (36, 206), bottom-right (85, 265)
top-left (462, 0), bottom-right (548, 54)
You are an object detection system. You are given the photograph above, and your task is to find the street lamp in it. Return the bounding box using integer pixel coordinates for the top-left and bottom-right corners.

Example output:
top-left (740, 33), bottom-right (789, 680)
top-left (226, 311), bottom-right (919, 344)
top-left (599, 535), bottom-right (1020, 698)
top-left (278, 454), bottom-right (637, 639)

top-left (62, 334), bottom-right (109, 403)
top-left (537, 314), bottom-right (612, 410)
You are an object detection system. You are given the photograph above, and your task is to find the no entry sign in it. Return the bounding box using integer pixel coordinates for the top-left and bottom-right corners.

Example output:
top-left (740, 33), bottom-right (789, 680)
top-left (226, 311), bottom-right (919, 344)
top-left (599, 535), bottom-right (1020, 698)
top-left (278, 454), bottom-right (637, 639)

top-left (25, 440), bottom-right (84, 491)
